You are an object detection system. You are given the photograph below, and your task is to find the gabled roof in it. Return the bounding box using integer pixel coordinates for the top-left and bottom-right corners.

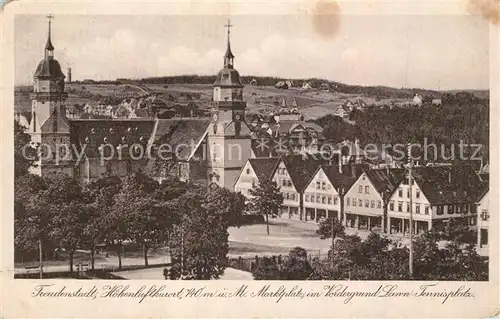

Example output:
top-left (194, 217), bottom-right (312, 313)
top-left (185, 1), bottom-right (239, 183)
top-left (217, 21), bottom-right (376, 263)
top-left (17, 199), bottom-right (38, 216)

top-left (411, 165), bottom-right (485, 205)
top-left (364, 168), bottom-right (405, 199)
top-left (153, 119), bottom-right (211, 160)
top-left (249, 158), bottom-right (280, 181)
top-left (321, 164), bottom-right (368, 191)
top-left (280, 154), bottom-right (325, 192)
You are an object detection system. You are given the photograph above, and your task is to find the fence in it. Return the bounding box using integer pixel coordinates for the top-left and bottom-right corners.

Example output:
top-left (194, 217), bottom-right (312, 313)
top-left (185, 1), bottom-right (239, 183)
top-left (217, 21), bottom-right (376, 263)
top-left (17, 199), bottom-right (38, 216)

top-left (228, 250), bottom-right (328, 273)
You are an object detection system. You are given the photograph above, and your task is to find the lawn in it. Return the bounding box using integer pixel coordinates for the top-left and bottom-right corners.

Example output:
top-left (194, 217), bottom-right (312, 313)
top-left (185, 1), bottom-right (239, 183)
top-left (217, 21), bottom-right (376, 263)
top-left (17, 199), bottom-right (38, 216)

top-left (228, 218), bottom-right (332, 257)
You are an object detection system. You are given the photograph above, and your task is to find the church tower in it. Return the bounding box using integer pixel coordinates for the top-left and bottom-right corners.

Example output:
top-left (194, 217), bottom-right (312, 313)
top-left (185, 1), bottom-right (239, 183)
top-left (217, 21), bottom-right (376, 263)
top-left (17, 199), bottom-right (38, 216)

top-left (29, 16), bottom-right (73, 176)
top-left (207, 20), bottom-right (252, 188)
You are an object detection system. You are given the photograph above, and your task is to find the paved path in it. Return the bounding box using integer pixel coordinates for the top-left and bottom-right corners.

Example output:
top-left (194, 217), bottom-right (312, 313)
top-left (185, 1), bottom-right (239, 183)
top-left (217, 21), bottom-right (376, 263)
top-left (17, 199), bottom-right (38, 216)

top-left (15, 255), bottom-right (171, 275)
top-left (113, 267), bottom-right (252, 280)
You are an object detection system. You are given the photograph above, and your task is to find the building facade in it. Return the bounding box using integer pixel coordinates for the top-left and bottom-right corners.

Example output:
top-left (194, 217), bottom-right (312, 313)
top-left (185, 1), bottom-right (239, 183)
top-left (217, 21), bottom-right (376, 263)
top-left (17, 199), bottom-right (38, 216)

top-left (476, 188), bottom-right (489, 256)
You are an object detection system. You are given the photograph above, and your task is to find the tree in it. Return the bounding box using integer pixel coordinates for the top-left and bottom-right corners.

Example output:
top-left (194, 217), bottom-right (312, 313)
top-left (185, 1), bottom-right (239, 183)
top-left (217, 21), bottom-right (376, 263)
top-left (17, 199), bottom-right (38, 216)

top-left (14, 174), bottom-right (49, 265)
top-left (83, 175), bottom-right (122, 270)
top-left (281, 247), bottom-right (313, 280)
top-left (14, 120), bottom-right (38, 178)
top-left (248, 180), bottom-right (284, 235)
top-left (110, 172), bottom-right (159, 268)
top-left (166, 185), bottom-right (245, 279)
top-left (252, 257), bottom-right (282, 280)
top-left (316, 216), bottom-right (345, 265)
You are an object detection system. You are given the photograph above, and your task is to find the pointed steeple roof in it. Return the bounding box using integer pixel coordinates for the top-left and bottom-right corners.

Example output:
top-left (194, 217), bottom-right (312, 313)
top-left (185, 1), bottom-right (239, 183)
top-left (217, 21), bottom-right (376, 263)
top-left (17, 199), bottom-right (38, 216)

top-left (224, 29), bottom-right (234, 59)
top-left (223, 19), bottom-right (234, 68)
top-left (45, 16), bottom-right (54, 52)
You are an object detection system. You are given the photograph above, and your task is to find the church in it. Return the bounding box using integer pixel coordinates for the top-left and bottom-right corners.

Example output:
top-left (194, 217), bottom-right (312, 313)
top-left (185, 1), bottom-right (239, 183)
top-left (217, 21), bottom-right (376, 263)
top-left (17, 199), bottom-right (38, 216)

top-left (27, 18), bottom-right (253, 189)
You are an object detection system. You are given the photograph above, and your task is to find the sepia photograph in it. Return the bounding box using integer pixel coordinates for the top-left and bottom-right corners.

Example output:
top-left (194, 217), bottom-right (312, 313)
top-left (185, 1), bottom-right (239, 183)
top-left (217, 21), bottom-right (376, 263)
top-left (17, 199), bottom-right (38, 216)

top-left (11, 8), bottom-right (491, 285)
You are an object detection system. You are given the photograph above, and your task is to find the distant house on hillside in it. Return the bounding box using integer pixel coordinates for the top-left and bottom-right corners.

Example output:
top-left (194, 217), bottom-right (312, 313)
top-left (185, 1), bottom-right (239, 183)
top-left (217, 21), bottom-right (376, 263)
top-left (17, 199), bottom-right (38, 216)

top-left (320, 82), bottom-right (331, 92)
top-left (275, 81), bottom-right (289, 89)
top-left (302, 81), bottom-right (312, 89)
top-left (432, 98), bottom-right (442, 106)
top-left (413, 93), bottom-right (423, 106)
top-left (249, 78), bottom-right (258, 86)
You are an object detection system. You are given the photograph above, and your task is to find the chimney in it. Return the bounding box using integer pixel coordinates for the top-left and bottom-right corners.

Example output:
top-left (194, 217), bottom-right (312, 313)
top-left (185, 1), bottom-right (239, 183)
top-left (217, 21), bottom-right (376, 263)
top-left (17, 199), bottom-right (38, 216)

top-left (67, 67), bottom-right (72, 83)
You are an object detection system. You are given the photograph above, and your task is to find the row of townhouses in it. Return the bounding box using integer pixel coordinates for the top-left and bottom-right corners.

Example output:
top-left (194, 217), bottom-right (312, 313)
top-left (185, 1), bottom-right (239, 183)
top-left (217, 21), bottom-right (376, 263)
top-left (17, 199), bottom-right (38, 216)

top-left (234, 155), bottom-right (490, 256)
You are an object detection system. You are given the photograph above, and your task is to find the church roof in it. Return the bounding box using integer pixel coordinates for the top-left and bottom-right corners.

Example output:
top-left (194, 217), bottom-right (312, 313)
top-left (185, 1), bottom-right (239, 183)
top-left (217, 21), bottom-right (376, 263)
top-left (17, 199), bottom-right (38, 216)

top-left (34, 58), bottom-right (65, 79)
top-left (152, 119), bottom-right (211, 160)
top-left (213, 68), bottom-right (243, 88)
top-left (69, 119), bottom-right (156, 159)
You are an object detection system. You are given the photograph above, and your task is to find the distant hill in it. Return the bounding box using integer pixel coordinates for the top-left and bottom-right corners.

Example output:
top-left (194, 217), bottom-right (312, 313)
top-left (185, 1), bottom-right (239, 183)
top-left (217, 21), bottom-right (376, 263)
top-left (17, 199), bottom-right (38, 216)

top-left (127, 75), bottom-right (487, 99)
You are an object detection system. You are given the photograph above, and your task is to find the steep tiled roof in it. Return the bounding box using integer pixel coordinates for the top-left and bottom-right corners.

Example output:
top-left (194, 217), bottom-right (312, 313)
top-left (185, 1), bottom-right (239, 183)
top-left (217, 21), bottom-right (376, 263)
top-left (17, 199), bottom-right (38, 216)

top-left (320, 164), bottom-right (367, 191)
top-left (153, 119), bottom-right (210, 160)
top-left (365, 168), bottom-right (405, 199)
top-left (411, 165), bottom-right (485, 205)
top-left (249, 158), bottom-right (280, 181)
top-left (69, 119), bottom-right (155, 159)
top-left (281, 154), bottom-right (325, 192)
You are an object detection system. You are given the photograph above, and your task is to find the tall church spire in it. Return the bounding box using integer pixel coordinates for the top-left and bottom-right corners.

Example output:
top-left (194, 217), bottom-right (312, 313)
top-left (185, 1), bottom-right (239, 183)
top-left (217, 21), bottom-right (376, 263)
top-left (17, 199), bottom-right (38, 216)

top-left (45, 15), bottom-right (54, 59)
top-left (224, 19), bottom-right (234, 68)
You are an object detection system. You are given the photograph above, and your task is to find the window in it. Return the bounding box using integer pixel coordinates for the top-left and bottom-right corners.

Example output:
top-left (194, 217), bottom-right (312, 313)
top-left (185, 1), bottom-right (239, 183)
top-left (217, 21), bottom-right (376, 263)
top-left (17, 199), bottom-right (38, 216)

top-left (437, 205), bottom-right (443, 215)
top-left (448, 205), bottom-right (454, 215)
top-left (305, 194), bottom-right (309, 202)
top-left (398, 202), bottom-right (403, 212)
top-left (321, 182), bottom-right (326, 190)
top-left (389, 201), bottom-right (394, 211)
top-left (316, 182), bottom-right (321, 190)
top-left (327, 196), bottom-right (332, 204)
top-left (416, 190), bottom-right (420, 199)
top-left (370, 200), bottom-right (375, 208)
top-left (316, 195), bottom-right (321, 203)
top-left (481, 211), bottom-right (489, 221)
top-left (407, 190), bottom-right (410, 198)
top-left (353, 198), bottom-right (357, 207)
top-left (377, 201), bottom-right (381, 209)
top-left (416, 205), bottom-right (420, 214)
top-left (282, 180), bottom-right (287, 187)
top-left (358, 185), bottom-right (363, 193)
top-left (398, 189), bottom-right (403, 197)
top-left (480, 229), bottom-right (488, 246)
top-left (457, 205), bottom-right (461, 213)
top-left (310, 195), bottom-right (315, 203)
top-left (246, 168), bottom-right (250, 174)
top-left (334, 196), bottom-right (338, 205)
top-left (365, 186), bottom-right (370, 194)
top-left (346, 197), bottom-right (350, 206)
top-left (322, 196), bottom-right (326, 204)
top-left (470, 217), bottom-right (476, 226)
top-left (359, 199), bottom-right (363, 207)
top-left (365, 200), bottom-right (369, 208)
top-left (407, 203), bottom-right (411, 212)
top-left (424, 206), bottom-right (429, 215)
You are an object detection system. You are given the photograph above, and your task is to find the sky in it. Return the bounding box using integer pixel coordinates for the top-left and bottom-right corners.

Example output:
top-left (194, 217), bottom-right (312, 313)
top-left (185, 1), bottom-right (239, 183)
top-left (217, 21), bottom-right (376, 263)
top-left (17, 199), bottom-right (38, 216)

top-left (14, 14), bottom-right (489, 90)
